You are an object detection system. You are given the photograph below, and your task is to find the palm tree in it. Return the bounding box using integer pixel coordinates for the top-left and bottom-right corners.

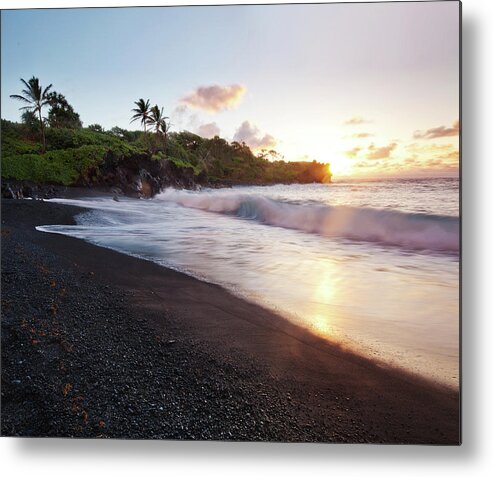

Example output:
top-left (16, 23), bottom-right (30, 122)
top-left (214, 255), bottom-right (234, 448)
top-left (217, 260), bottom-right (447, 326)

top-left (10, 76), bottom-right (53, 153)
top-left (148, 105), bottom-right (169, 152)
top-left (148, 105), bottom-right (168, 133)
top-left (161, 118), bottom-right (171, 152)
top-left (130, 98), bottom-right (151, 133)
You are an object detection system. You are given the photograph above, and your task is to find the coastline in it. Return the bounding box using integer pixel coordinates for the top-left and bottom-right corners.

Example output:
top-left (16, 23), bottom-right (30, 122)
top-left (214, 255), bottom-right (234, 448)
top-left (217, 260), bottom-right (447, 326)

top-left (1, 199), bottom-right (460, 443)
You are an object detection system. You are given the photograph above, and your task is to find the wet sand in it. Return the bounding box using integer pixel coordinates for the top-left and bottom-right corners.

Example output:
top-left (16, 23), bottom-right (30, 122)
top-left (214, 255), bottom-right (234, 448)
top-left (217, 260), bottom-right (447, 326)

top-left (1, 199), bottom-right (460, 443)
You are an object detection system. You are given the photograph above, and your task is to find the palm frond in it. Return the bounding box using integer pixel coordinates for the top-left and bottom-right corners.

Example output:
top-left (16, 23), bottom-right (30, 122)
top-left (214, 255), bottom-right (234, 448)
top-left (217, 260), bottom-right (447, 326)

top-left (134, 98), bottom-right (149, 110)
top-left (27, 77), bottom-right (42, 98)
top-left (20, 88), bottom-right (35, 98)
top-left (9, 94), bottom-right (33, 104)
top-left (20, 78), bottom-right (32, 92)
top-left (42, 84), bottom-right (53, 97)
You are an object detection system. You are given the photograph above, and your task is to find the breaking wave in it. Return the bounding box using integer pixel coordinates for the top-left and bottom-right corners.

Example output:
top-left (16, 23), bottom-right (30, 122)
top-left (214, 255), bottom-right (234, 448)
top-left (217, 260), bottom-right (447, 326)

top-left (157, 188), bottom-right (459, 253)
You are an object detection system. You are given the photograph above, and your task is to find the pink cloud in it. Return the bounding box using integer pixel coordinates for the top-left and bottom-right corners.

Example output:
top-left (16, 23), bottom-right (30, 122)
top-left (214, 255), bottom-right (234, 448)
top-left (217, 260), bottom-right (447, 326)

top-left (233, 121), bottom-right (277, 150)
top-left (413, 120), bottom-right (460, 139)
top-left (366, 142), bottom-right (397, 160)
top-left (196, 122), bottom-right (220, 138)
top-left (180, 84), bottom-right (246, 113)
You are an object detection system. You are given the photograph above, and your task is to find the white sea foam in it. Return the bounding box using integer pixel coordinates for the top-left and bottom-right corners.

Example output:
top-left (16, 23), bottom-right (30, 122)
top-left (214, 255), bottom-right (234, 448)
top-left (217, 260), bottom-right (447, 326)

top-left (156, 188), bottom-right (459, 252)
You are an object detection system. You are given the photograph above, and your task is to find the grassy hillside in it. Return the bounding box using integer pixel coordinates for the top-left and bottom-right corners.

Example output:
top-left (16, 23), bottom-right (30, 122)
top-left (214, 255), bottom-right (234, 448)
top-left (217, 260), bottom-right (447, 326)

top-left (1, 119), bottom-right (332, 188)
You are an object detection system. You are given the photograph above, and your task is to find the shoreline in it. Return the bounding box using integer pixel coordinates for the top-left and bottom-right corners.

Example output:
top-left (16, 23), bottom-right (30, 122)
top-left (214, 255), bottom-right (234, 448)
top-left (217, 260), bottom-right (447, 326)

top-left (1, 199), bottom-right (460, 443)
top-left (35, 226), bottom-right (460, 393)
top-left (1, 178), bottom-right (331, 202)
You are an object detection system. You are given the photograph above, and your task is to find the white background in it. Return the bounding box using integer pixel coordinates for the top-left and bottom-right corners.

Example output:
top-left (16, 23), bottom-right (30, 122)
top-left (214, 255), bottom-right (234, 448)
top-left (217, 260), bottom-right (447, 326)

top-left (0, 0), bottom-right (490, 475)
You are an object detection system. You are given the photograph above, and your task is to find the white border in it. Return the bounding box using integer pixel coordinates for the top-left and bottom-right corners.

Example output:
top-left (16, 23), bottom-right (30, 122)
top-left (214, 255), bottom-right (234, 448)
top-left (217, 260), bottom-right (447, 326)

top-left (2, 0), bottom-right (492, 476)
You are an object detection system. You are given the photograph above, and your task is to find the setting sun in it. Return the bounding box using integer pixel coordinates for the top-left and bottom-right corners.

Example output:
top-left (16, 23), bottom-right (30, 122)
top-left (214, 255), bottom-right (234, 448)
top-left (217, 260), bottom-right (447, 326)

top-left (327, 154), bottom-right (353, 177)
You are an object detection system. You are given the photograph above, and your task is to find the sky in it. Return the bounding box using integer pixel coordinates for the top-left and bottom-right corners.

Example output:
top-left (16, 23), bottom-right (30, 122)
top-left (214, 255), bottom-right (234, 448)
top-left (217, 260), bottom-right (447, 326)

top-left (1, 2), bottom-right (460, 179)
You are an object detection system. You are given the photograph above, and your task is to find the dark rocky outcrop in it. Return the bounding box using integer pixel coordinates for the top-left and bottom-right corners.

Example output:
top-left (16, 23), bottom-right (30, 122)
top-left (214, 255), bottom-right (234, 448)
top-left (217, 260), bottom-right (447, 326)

top-left (92, 154), bottom-right (204, 198)
top-left (1, 180), bottom-right (60, 200)
top-left (1, 155), bottom-right (206, 200)
top-left (1, 152), bottom-right (329, 200)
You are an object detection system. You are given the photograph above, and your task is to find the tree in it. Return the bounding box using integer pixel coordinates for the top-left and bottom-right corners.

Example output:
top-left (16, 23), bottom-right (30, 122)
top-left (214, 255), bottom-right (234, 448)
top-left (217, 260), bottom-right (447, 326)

top-left (161, 119), bottom-right (171, 153)
top-left (10, 76), bottom-right (53, 152)
top-left (21, 110), bottom-right (40, 139)
top-left (109, 126), bottom-right (127, 138)
top-left (130, 98), bottom-right (151, 133)
top-left (46, 92), bottom-right (82, 129)
top-left (148, 105), bottom-right (167, 134)
top-left (87, 124), bottom-right (105, 132)
top-left (108, 126), bottom-right (141, 143)
top-left (148, 105), bottom-right (170, 152)
top-left (257, 149), bottom-right (283, 162)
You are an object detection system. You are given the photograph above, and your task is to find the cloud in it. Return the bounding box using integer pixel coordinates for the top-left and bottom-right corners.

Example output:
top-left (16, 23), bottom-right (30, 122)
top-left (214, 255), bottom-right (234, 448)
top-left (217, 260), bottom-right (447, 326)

top-left (196, 122), bottom-right (220, 139)
top-left (171, 105), bottom-right (220, 138)
top-left (171, 104), bottom-right (196, 129)
top-left (413, 120), bottom-right (459, 139)
top-left (172, 104), bottom-right (189, 117)
top-left (354, 160), bottom-right (381, 169)
top-left (344, 147), bottom-right (361, 158)
top-left (406, 142), bottom-right (456, 155)
top-left (426, 158), bottom-right (446, 167)
top-left (352, 132), bottom-right (373, 138)
top-left (233, 121), bottom-right (277, 150)
top-left (345, 142), bottom-right (396, 160)
top-left (444, 150), bottom-right (459, 161)
top-left (366, 142), bottom-right (397, 160)
top-left (344, 116), bottom-right (371, 125)
top-left (180, 84), bottom-right (246, 113)
top-left (399, 139), bottom-right (459, 173)
top-left (405, 142), bottom-right (459, 165)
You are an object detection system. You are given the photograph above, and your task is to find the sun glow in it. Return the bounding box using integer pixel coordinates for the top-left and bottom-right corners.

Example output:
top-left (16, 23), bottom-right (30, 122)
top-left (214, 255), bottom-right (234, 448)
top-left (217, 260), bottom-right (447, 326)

top-left (309, 138), bottom-right (355, 178)
top-left (328, 155), bottom-right (353, 177)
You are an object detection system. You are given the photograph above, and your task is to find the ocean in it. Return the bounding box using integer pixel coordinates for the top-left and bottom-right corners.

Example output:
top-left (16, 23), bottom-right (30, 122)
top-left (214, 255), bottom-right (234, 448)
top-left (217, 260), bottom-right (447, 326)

top-left (38, 178), bottom-right (460, 388)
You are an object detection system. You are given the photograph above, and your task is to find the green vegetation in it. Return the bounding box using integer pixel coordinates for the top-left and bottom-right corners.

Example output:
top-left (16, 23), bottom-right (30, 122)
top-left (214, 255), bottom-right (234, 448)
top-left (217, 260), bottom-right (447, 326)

top-left (2, 77), bottom-right (331, 189)
top-left (2, 145), bottom-right (106, 186)
top-left (1, 119), bottom-right (331, 187)
top-left (1, 120), bottom-right (144, 185)
top-left (165, 133), bottom-right (331, 185)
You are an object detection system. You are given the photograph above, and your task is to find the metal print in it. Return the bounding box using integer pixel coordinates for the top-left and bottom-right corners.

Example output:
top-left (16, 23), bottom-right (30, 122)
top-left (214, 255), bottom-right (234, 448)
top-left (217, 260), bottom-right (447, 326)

top-left (0, 1), bottom-right (460, 444)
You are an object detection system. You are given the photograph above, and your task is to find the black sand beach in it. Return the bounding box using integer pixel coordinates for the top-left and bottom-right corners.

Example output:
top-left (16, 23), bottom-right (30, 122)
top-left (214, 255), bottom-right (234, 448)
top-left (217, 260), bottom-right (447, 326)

top-left (1, 199), bottom-right (460, 443)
